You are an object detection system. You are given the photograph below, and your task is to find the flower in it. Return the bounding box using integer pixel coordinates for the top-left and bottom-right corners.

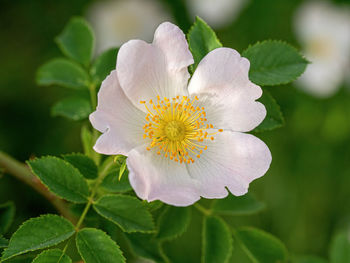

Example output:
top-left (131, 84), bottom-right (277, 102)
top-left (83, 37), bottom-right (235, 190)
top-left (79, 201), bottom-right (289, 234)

top-left (294, 1), bottom-right (350, 97)
top-left (86, 0), bottom-right (171, 54)
top-left (90, 22), bottom-right (272, 206)
top-left (186, 0), bottom-right (249, 28)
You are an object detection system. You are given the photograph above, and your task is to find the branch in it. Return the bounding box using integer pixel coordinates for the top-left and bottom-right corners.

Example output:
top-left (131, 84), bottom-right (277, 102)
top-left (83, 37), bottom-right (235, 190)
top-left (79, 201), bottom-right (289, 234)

top-left (0, 151), bottom-right (77, 224)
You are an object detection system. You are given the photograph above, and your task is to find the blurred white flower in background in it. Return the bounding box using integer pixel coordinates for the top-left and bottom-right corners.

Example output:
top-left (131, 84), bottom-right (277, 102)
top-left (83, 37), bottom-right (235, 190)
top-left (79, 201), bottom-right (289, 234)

top-left (294, 0), bottom-right (350, 97)
top-left (86, 0), bottom-right (171, 54)
top-left (186, 0), bottom-right (249, 28)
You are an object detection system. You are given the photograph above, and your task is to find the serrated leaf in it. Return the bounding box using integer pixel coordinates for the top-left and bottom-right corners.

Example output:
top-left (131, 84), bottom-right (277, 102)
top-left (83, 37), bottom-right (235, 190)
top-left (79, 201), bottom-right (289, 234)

top-left (253, 90), bottom-right (284, 132)
top-left (0, 202), bottom-right (15, 235)
top-left (293, 255), bottom-right (328, 263)
top-left (56, 17), bottom-right (94, 66)
top-left (202, 216), bottom-right (233, 263)
top-left (157, 206), bottom-right (191, 241)
top-left (1, 215), bottom-right (75, 262)
top-left (51, 96), bottom-right (91, 121)
top-left (93, 195), bottom-right (155, 233)
top-left (32, 249), bottom-right (71, 263)
top-left (36, 58), bottom-right (89, 89)
top-left (212, 193), bottom-right (265, 216)
top-left (62, 153), bottom-right (97, 179)
top-left (81, 125), bottom-right (94, 158)
top-left (0, 236), bottom-right (8, 249)
top-left (76, 228), bottom-right (125, 263)
top-left (187, 16), bottom-right (222, 72)
top-left (235, 227), bottom-right (288, 263)
top-left (330, 231), bottom-right (350, 263)
top-left (27, 156), bottom-right (89, 203)
top-left (126, 233), bottom-right (165, 263)
top-left (90, 48), bottom-right (118, 84)
top-left (242, 40), bottom-right (308, 86)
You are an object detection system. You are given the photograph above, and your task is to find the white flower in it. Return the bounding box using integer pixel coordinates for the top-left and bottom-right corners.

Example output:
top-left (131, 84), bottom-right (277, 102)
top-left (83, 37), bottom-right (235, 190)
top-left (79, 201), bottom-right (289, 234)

top-left (186, 0), bottom-right (249, 28)
top-left (90, 22), bottom-right (271, 206)
top-left (294, 1), bottom-right (350, 97)
top-left (86, 0), bottom-right (171, 54)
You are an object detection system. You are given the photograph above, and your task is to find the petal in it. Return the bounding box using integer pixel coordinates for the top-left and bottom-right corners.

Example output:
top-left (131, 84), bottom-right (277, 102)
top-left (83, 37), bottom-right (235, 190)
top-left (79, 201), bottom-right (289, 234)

top-left (187, 130), bottom-right (272, 198)
top-left (188, 47), bottom-right (266, 132)
top-left (153, 22), bottom-right (194, 71)
top-left (89, 70), bottom-right (146, 155)
top-left (117, 22), bottom-right (193, 111)
top-left (127, 145), bottom-right (200, 206)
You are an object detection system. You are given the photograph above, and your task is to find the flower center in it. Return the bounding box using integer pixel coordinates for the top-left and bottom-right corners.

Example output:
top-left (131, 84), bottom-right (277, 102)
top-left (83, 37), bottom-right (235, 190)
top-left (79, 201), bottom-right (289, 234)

top-left (140, 95), bottom-right (222, 164)
top-left (164, 120), bottom-right (186, 141)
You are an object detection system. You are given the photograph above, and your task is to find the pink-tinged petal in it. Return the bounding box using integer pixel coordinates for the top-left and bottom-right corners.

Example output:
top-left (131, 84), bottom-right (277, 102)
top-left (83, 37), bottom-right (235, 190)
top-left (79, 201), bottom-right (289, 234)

top-left (89, 70), bottom-right (146, 155)
top-left (126, 130), bottom-right (270, 206)
top-left (153, 22), bottom-right (194, 71)
top-left (186, 130), bottom-right (272, 198)
top-left (188, 47), bottom-right (266, 132)
top-left (127, 146), bottom-right (200, 206)
top-left (117, 22), bottom-right (193, 111)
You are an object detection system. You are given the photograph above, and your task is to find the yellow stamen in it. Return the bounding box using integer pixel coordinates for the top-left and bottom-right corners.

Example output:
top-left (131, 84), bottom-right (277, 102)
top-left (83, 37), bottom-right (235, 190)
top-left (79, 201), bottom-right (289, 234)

top-left (140, 95), bottom-right (222, 164)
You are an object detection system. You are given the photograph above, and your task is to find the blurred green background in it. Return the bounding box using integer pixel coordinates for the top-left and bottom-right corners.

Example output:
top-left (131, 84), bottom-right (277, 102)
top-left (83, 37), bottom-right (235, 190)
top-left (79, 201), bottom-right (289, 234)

top-left (1, 0), bottom-right (350, 261)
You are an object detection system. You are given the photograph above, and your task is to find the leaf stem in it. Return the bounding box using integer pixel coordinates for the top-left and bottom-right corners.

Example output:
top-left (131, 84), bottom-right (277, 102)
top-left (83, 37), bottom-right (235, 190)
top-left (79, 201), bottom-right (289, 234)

top-left (194, 203), bottom-right (212, 216)
top-left (0, 151), bottom-right (76, 224)
top-left (74, 160), bottom-right (111, 230)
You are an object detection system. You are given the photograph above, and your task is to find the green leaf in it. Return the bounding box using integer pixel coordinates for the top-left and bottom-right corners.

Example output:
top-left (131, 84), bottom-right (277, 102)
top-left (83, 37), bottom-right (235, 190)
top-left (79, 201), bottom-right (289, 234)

top-left (4, 255), bottom-right (33, 263)
top-left (0, 202), bottom-right (15, 235)
top-left (32, 249), bottom-right (72, 263)
top-left (126, 233), bottom-right (165, 263)
top-left (56, 17), bottom-right (94, 66)
top-left (330, 232), bottom-right (350, 263)
top-left (27, 156), bottom-right (89, 203)
top-left (62, 153), bottom-right (97, 179)
top-left (81, 125), bottom-right (94, 158)
top-left (242, 40), bottom-right (308, 86)
top-left (76, 228), bottom-right (125, 263)
top-left (91, 48), bottom-right (118, 84)
top-left (157, 206), bottom-right (191, 241)
top-left (202, 216), bottom-right (233, 263)
top-left (253, 90), bottom-right (284, 132)
top-left (1, 214), bottom-right (75, 262)
top-left (0, 236), bottom-right (8, 249)
top-left (145, 201), bottom-right (163, 212)
top-left (235, 227), bottom-right (288, 263)
top-left (100, 157), bottom-right (131, 193)
top-left (293, 255), bottom-right (328, 263)
top-left (212, 193), bottom-right (265, 216)
top-left (187, 16), bottom-right (222, 72)
top-left (36, 58), bottom-right (89, 90)
top-left (101, 173), bottom-right (132, 193)
top-left (51, 96), bottom-right (91, 121)
top-left (93, 194), bottom-right (155, 233)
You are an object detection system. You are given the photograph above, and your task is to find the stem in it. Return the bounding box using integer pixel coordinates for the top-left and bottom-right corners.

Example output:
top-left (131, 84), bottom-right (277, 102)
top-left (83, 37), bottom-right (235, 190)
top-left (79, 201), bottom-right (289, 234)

top-left (194, 203), bottom-right (212, 216)
top-left (74, 160), bottom-right (112, 230)
top-left (0, 151), bottom-right (76, 224)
